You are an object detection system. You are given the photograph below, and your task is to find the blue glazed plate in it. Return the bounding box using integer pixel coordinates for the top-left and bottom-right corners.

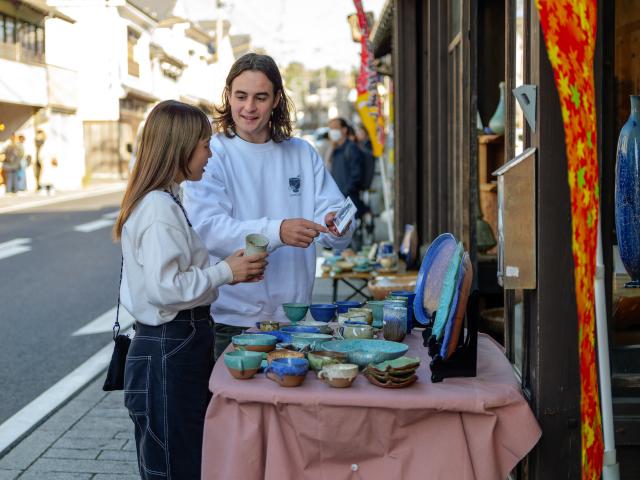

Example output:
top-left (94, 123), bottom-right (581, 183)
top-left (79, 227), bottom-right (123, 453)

top-left (440, 253), bottom-right (473, 360)
top-left (431, 242), bottom-right (464, 340)
top-left (413, 233), bottom-right (458, 325)
top-left (320, 339), bottom-right (409, 368)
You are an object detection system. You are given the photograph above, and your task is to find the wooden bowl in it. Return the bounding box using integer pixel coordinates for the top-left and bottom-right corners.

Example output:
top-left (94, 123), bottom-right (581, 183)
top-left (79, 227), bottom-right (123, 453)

top-left (367, 274), bottom-right (418, 300)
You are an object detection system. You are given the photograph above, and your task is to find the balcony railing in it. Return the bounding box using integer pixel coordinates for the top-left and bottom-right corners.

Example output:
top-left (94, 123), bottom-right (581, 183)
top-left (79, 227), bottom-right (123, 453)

top-left (0, 42), bottom-right (45, 64)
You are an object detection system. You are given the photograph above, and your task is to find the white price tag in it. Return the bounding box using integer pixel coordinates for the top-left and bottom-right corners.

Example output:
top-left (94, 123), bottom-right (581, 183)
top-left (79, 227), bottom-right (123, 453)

top-left (334, 196), bottom-right (357, 235)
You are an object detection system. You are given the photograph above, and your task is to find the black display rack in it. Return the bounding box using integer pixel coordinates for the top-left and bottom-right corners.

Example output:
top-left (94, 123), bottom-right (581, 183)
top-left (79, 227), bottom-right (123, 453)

top-left (422, 290), bottom-right (479, 383)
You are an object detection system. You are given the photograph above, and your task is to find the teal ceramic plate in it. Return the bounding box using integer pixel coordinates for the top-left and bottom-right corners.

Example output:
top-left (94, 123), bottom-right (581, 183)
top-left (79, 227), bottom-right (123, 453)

top-left (431, 242), bottom-right (464, 340)
top-left (369, 356), bottom-right (421, 373)
top-left (320, 339), bottom-right (409, 368)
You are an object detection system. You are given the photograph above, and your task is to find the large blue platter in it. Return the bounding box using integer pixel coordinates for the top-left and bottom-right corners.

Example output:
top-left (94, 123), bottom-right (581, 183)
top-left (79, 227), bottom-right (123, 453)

top-left (413, 233), bottom-right (459, 325)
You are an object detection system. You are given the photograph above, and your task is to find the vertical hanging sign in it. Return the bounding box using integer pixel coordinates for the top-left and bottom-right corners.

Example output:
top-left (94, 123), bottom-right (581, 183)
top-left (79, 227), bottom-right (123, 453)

top-left (534, 1), bottom-right (603, 478)
top-left (353, 0), bottom-right (384, 157)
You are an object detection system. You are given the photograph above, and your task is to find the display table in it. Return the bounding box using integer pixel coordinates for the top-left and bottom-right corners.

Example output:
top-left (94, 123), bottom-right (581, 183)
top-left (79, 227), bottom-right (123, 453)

top-left (201, 332), bottom-right (541, 480)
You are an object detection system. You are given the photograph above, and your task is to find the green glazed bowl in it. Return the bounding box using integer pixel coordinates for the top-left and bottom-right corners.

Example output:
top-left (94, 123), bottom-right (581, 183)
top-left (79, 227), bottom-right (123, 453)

top-left (224, 350), bottom-right (263, 379)
top-left (282, 303), bottom-right (310, 325)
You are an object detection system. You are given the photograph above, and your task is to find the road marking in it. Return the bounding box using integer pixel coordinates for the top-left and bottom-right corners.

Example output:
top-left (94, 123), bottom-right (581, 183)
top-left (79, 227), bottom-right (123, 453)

top-left (72, 306), bottom-right (135, 336)
top-left (0, 238), bottom-right (31, 260)
top-left (74, 218), bottom-right (114, 233)
top-left (73, 210), bottom-right (120, 233)
top-left (0, 325), bottom-right (134, 456)
top-left (102, 210), bottom-right (119, 220)
top-left (0, 182), bottom-right (126, 215)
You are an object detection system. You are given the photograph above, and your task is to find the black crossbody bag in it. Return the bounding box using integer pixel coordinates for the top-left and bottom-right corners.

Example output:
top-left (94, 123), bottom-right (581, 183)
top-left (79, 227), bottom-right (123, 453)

top-left (103, 257), bottom-right (130, 391)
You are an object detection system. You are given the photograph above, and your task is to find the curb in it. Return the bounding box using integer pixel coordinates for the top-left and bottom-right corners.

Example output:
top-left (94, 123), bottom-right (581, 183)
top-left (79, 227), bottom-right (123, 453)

top-left (0, 182), bottom-right (126, 215)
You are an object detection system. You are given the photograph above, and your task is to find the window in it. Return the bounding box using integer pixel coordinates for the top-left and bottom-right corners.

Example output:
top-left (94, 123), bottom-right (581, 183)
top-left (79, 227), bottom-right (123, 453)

top-left (127, 28), bottom-right (140, 77)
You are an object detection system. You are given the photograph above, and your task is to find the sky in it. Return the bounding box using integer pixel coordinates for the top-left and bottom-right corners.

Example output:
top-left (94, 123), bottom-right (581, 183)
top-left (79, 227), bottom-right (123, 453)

top-left (182, 0), bottom-right (387, 70)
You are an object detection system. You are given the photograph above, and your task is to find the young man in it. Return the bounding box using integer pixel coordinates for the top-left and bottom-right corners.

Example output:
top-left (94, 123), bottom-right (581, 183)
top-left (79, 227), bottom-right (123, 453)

top-left (184, 53), bottom-right (353, 359)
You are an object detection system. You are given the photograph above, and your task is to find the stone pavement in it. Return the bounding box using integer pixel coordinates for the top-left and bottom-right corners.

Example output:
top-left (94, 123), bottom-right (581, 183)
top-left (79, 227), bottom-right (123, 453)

top-left (0, 273), bottom-right (369, 479)
top-left (0, 377), bottom-right (138, 479)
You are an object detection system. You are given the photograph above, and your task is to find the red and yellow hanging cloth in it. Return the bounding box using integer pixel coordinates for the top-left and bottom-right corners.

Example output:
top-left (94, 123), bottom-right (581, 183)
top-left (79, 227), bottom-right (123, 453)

top-left (535, 1), bottom-right (603, 478)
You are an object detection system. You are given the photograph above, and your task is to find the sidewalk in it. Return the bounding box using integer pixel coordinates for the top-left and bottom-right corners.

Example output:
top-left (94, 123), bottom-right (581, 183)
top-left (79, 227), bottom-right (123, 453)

top-left (0, 180), bottom-right (127, 215)
top-left (0, 274), bottom-right (364, 479)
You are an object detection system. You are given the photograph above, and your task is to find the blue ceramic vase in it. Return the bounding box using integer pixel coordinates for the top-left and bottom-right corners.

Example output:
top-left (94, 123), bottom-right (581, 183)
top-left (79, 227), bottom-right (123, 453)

top-left (615, 95), bottom-right (640, 288)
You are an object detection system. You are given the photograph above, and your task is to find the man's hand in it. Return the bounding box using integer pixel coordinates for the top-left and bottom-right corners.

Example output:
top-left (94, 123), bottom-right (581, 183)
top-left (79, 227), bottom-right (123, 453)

top-left (325, 211), bottom-right (349, 237)
top-left (280, 218), bottom-right (329, 248)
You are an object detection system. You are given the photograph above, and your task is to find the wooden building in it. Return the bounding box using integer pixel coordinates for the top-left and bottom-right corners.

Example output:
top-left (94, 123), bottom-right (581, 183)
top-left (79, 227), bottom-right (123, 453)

top-left (370, 0), bottom-right (640, 478)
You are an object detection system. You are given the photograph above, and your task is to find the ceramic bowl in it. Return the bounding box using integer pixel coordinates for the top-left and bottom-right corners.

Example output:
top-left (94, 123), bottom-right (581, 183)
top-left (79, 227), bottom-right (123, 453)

top-left (267, 349), bottom-right (305, 364)
top-left (279, 325), bottom-right (321, 344)
top-left (318, 363), bottom-right (359, 388)
top-left (232, 333), bottom-right (278, 353)
top-left (265, 357), bottom-right (309, 387)
top-left (347, 307), bottom-right (373, 325)
top-left (307, 350), bottom-right (347, 372)
top-left (320, 339), bottom-right (409, 369)
top-left (297, 320), bottom-right (332, 334)
top-left (291, 333), bottom-right (333, 351)
top-left (258, 320), bottom-right (280, 332)
top-left (282, 303), bottom-right (309, 325)
top-left (224, 350), bottom-right (264, 379)
top-left (334, 300), bottom-right (363, 314)
top-left (309, 303), bottom-right (338, 322)
top-left (335, 260), bottom-right (354, 271)
top-left (338, 324), bottom-right (374, 340)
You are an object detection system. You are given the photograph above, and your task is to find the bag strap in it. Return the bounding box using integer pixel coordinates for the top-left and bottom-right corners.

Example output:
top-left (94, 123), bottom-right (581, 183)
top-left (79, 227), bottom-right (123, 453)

top-left (164, 188), bottom-right (192, 227)
top-left (112, 188), bottom-right (190, 340)
top-left (113, 255), bottom-right (124, 340)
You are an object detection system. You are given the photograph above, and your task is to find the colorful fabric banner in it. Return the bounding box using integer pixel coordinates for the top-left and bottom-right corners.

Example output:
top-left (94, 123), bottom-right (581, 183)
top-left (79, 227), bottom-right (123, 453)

top-left (353, 0), bottom-right (384, 157)
top-left (534, 1), bottom-right (603, 478)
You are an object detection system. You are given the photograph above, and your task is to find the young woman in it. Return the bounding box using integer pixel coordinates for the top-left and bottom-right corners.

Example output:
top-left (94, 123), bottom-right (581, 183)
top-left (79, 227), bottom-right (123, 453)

top-left (113, 100), bottom-right (267, 479)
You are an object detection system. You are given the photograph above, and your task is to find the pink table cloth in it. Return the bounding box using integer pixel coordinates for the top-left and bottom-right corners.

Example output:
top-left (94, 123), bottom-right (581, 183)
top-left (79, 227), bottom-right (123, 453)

top-left (201, 332), bottom-right (541, 480)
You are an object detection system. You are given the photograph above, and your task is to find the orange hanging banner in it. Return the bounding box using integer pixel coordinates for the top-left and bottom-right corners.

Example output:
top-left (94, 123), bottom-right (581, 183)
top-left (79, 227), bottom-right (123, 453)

top-left (534, 1), bottom-right (603, 478)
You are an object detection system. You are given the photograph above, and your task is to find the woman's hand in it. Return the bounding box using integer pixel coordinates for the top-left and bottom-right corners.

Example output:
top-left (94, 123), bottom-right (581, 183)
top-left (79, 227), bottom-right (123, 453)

top-left (224, 249), bottom-right (268, 284)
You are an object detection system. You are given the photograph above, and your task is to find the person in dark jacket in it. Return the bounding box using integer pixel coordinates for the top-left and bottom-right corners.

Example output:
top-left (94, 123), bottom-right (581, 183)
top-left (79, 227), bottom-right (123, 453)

top-left (328, 117), bottom-right (366, 218)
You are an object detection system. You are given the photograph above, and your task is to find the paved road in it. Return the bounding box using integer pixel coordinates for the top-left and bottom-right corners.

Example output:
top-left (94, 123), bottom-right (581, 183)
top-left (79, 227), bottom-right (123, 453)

top-left (0, 192), bottom-right (123, 424)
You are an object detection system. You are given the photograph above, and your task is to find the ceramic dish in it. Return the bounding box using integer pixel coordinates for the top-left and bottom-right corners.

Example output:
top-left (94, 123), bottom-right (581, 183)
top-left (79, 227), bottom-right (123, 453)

top-left (309, 304), bottom-right (338, 323)
top-left (232, 333), bottom-right (278, 353)
top-left (440, 252), bottom-right (473, 359)
top-left (368, 356), bottom-right (421, 373)
top-left (320, 339), bottom-right (409, 369)
top-left (364, 371), bottom-right (418, 389)
top-left (431, 242), bottom-right (464, 341)
top-left (267, 349), bottom-right (305, 364)
top-left (297, 320), bottom-right (332, 334)
top-left (365, 368), bottom-right (417, 383)
top-left (291, 333), bottom-right (333, 351)
top-left (413, 233), bottom-right (459, 325)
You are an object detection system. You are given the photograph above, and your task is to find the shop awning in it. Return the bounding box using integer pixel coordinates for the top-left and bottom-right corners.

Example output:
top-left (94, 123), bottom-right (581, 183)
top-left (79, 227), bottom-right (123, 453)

top-left (370, 0), bottom-right (393, 59)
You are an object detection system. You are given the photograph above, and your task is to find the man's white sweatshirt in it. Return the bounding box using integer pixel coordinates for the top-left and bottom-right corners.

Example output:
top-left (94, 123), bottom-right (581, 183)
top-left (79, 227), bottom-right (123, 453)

top-left (184, 134), bottom-right (353, 327)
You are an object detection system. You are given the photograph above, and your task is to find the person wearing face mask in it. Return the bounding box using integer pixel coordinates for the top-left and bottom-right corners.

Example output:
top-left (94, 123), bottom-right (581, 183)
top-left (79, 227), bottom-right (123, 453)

top-left (183, 53), bottom-right (354, 359)
top-left (328, 117), bottom-right (367, 223)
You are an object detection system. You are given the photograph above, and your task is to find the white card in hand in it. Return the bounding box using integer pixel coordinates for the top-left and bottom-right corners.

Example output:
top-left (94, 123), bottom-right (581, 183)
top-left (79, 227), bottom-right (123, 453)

top-left (334, 197), bottom-right (357, 234)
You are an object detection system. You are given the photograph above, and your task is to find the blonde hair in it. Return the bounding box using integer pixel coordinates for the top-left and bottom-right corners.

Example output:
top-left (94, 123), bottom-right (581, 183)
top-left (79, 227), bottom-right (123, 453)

top-left (113, 100), bottom-right (212, 240)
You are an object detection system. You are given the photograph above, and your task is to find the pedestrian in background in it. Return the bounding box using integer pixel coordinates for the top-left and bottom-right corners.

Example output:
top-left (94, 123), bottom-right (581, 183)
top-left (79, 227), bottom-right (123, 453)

top-left (16, 135), bottom-right (29, 192)
top-left (1, 134), bottom-right (24, 194)
top-left (37, 131), bottom-right (58, 195)
top-left (113, 100), bottom-right (267, 480)
top-left (328, 117), bottom-right (367, 217)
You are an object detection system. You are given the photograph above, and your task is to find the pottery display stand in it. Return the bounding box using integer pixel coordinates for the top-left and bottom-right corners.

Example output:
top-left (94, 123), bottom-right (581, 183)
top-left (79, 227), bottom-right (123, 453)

top-left (423, 291), bottom-right (479, 383)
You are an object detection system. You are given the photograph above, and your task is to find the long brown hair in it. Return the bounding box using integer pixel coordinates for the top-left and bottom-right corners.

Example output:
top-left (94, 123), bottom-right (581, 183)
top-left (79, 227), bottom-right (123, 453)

top-left (214, 53), bottom-right (294, 143)
top-left (113, 100), bottom-right (212, 240)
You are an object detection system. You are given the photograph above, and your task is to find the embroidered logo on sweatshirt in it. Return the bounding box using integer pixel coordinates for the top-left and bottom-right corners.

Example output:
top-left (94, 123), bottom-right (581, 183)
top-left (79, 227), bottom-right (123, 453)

top-left (288, 175), bottom-right (301, 195)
